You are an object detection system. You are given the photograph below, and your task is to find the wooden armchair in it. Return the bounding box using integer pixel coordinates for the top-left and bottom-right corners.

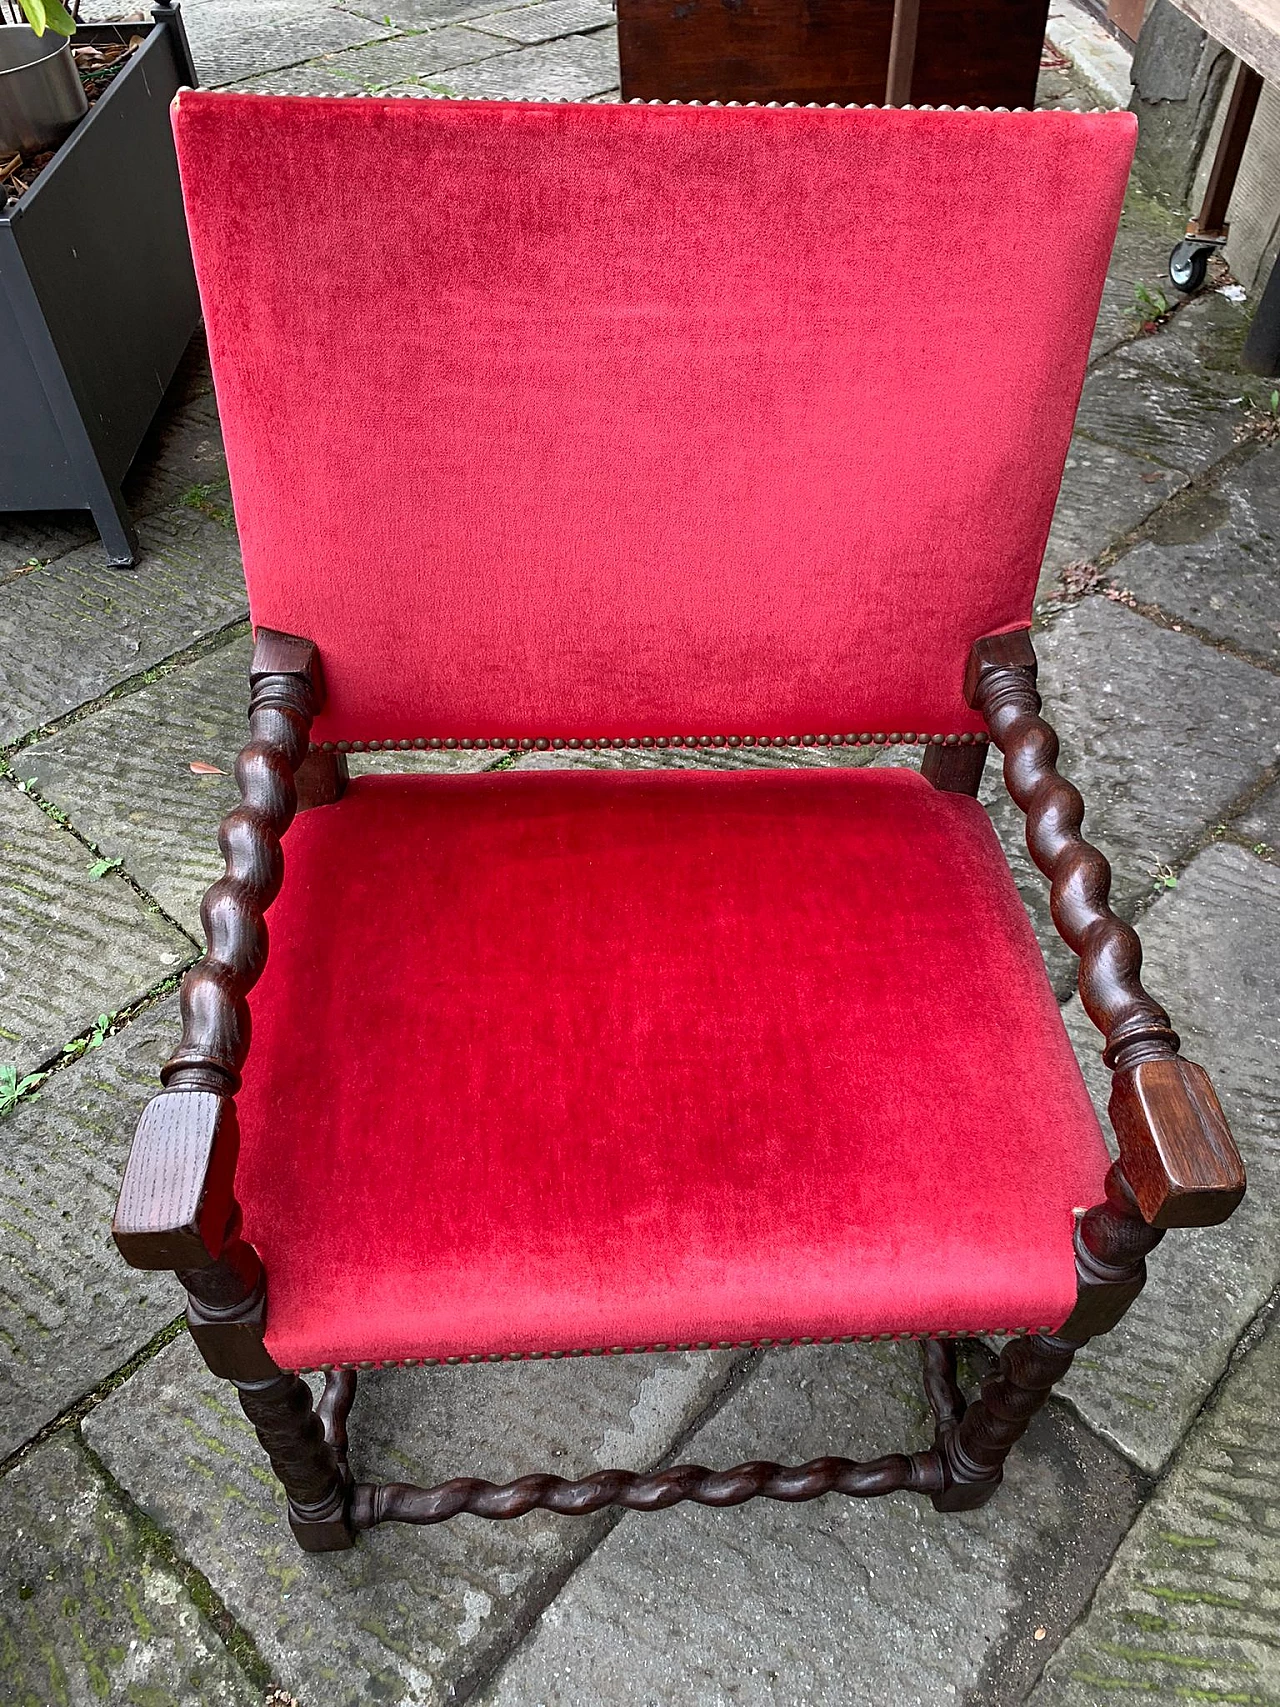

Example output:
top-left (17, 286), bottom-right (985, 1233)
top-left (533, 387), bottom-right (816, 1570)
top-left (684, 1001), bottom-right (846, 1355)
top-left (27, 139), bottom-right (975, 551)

top-left (114, 95), bottom-right (1244, 1555)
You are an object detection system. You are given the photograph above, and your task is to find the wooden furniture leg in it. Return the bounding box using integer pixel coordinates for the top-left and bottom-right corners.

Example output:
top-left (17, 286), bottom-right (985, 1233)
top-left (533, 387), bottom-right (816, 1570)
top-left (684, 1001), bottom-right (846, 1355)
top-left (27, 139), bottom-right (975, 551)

top-left (1169, 59), bottom-right (1264, 293)
top-left (885, 0), bottom-right (920, 105)
top-left (181, 1204), bottom-right (354, 1550)
top-left (932, 1167), bottom-right (1162, 1508)
top-left (922, 738), bottom-right (988, 795)
top-left (113, 628), bottom-right (355, 1551)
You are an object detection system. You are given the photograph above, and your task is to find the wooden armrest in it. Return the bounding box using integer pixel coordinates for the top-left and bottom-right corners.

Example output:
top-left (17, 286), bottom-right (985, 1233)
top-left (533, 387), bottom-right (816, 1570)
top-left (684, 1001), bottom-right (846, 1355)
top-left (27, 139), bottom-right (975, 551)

top-left (966, 630), bottom-right (1245, 1229)
top-left (115, 630), bottom-right (331, 1271)
top-left (1110, 1058), bottom-right (1243, 1228)
top-left (114, 1090), bottom-right (239, 1268)
top-left (161, 628), bottom-right (324, 1097)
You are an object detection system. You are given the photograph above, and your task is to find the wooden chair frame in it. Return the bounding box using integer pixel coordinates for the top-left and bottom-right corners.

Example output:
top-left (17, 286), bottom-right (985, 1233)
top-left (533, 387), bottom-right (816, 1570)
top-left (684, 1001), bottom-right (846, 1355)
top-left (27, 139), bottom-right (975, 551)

top-left (112, 627), bottom-right (1245, 1553)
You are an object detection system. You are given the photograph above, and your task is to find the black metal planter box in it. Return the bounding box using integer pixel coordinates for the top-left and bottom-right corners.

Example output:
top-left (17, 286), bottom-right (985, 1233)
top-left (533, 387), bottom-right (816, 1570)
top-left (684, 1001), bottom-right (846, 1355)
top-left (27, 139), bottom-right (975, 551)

top-left (0, 5), bottom-right (200, 566)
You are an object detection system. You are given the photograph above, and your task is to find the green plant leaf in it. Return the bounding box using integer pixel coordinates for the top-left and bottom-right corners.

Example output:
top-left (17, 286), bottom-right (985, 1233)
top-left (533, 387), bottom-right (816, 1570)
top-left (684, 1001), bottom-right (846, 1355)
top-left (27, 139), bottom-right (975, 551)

top-left (21, 0), bottom-right (76, 36)
top-left (87, 856), bottom-right (122, 879)
top-left (0, 1064), bottom-right (48, 1115)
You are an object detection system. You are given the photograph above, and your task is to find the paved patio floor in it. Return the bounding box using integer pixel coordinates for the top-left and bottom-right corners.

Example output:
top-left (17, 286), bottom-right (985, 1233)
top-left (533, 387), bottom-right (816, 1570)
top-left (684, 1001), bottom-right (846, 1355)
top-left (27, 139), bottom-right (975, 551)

top-left (2, 8), bottom-right (1279, 1704)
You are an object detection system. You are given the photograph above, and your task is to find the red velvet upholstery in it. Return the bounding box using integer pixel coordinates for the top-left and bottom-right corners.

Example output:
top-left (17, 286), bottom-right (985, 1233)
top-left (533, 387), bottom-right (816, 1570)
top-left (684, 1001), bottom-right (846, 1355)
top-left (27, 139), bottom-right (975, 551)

top-left (172, 95), bottom-right (1134, 745)
top-left (236, 768), bottom-right (1110, 1371)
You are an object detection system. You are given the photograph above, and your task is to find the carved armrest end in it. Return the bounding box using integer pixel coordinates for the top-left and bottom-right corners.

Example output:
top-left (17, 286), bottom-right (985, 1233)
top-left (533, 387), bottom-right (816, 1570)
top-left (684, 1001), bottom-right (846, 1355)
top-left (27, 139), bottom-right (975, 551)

top-left (1110, 1057), bottom-right (1245, 1228)
top-left (113, 1090), bottom-right (240, 1270)
top-left (966, 629), bottom-right (1246, 1232)
top-left (250, 627), bottom-right (325, 704)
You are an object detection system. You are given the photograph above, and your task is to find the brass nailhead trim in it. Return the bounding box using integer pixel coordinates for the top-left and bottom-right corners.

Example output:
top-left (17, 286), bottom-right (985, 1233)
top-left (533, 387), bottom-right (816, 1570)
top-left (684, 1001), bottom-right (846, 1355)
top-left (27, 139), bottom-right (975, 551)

top-left (316, 732), bottom-right (989, 754)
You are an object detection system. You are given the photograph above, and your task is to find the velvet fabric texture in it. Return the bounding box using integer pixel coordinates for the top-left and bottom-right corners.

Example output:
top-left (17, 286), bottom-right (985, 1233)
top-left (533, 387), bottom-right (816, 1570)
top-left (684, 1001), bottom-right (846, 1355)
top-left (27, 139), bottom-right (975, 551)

top-left (236, 769), bottom-right (1110, 1370)
top-left (172, 95), bottom-right (1134, 745)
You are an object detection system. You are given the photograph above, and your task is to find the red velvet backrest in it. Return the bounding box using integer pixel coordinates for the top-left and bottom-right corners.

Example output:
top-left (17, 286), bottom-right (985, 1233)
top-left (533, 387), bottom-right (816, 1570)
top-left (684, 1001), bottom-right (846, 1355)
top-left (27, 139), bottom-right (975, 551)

top-left (173, 95), bottom-right (1134, 744)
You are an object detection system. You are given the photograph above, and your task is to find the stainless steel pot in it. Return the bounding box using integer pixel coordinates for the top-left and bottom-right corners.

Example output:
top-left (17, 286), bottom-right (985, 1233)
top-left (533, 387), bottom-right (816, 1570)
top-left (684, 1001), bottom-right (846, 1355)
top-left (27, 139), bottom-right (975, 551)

top-left (0, 23), bottom-right (88, 159)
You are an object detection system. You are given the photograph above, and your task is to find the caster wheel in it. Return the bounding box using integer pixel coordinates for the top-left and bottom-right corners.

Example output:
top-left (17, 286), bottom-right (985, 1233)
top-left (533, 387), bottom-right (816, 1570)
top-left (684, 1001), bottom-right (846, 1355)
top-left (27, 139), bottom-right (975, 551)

top-left (1169, 239), bottom-right (1210, 294)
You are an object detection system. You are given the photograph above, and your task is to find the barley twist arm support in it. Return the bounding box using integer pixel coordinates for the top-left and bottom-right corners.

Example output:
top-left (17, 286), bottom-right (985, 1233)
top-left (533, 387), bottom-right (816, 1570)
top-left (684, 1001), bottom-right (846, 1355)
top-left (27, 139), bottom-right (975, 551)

top-left (967, 631), bottom-right (1244, 1229)
top-left (110, 630), bottom-right (354, 1550)
top-left (113, 630), bottom-right (324, 1273)
top-left (163, 629), bottom-right (322, 1097)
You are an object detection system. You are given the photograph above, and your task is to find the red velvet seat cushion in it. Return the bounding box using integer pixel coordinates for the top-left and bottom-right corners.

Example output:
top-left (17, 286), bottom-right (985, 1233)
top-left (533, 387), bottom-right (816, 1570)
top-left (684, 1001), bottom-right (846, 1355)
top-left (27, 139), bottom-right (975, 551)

top-left (236, 767), bottom-right (1109, 1371)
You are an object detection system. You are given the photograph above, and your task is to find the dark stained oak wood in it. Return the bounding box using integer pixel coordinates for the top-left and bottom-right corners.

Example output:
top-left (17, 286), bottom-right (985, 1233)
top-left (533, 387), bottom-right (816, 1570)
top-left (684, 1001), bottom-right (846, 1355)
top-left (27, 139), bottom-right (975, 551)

top-left (922, 739), bottom-right (987, 795)
top-left (295, 747), bottom-right (349, 811)
top-left (966, 630), bottom-right (1246, 1230)
top-left (931, 1331), bottom-right (1078, 1510)
top-left (113, 1090), bottom-right (240, 1270)
top-left (236, 1373), bottom-right (354, 1551)
top-left (162, 629), bottom-right (323, 1096)
top-left (616, 0), bottom-right (1050, 109)
top-left (1058, 1163), bottom-right (1164, 1342)
top-left (967, 630), bottom-right (1178, 1070)
top-left (351, 1451), bottom-right (946, 1527)
top-left (113, 630), bottom-right (354, 1552)
top-left (1109, 1058), bottom-right (1245, 1228)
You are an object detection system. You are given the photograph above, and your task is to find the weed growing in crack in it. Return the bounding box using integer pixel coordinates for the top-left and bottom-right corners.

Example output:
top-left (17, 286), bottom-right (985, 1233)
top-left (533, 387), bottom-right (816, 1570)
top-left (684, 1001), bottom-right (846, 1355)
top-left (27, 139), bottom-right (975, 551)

top-left (1132, 281), bottom-right (1172, 333)
top-left (0, 1064), bottom-right (49, 1115)
top-left (178, 481), bottom-right (235, 528)
top-left (62, 1013), bottom-right (113, 1061)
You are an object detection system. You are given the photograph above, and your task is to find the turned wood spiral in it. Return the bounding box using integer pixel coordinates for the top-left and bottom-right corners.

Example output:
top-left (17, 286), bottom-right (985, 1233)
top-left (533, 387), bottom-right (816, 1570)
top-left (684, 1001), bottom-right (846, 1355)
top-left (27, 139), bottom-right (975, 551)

top-left (350, 1451), bottom-right (945, 1528)
top-left (162, 635), bottom-right (321, 1096)
top-left (966, 632), bottom-right (1179, 1072)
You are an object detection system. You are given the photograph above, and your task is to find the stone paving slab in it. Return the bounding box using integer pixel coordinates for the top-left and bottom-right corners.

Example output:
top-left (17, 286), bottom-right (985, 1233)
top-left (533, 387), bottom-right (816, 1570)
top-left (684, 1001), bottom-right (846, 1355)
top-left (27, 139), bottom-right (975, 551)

top-left (122, 392), bottom-right (229, 522)
top-left (22, 635), bottom-right (506, 939)
top-left (1074, 294), bottom-right (1250, 479)
top-left (186, 0), bottom-right (394, 87)
top-left (87, 1334), bottom-right (738, 1706)
top-left (1031, 1308), bottom-right (1280, 1706)
top-left (1041, 439), bottom-right (1186, 589)
top-left (1236, 779), bottom-right (1280, 852)
top-left (0, 996), bottom-right (182, 1460)
top-left (20, 640), bottom-right (250, 943)
top-left (0, 1432), bottom-right (260, 1707)
top-left (440, 27), bottom-right (618, 96)
top-left (473, 0), bottom-right (615, 42)
top-left (339, 0), bottom-right (512, 28)
top-left (0, 784), bottom-right (191, 1078)
top-left (985, 596), bottom-right (1280, 995)
top-left (1084, 188), bottom-right (1185, 364)
top-left (0, 517), bottom-right (97, 586)
top-left (480, 1343), bottom-right (1143, 1707)
top-left (238, 24), bottom-right (508, 92)
top-left (1112, 442), bottom-right (1280, 665)
top-left (1058, 845), bottom-right (1280, 1475)
top-left (0, 507), bottom-right (248, 750)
